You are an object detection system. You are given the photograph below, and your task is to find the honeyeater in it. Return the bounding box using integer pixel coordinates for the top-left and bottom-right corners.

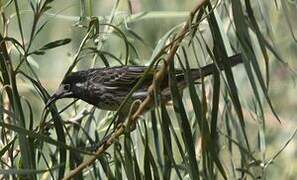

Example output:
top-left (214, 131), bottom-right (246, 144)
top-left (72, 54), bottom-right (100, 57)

top-left (46, 54), bottom-right (242, 120)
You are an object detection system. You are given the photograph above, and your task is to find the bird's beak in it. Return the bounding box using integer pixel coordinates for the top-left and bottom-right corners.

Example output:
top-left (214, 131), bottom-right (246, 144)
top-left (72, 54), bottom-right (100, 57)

top-left (45, 85), bottom-right (73, 109)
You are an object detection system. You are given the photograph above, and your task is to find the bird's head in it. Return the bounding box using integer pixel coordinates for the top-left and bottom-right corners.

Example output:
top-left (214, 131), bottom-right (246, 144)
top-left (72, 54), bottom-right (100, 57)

top-left (45, 71), bottom-right (88, 108)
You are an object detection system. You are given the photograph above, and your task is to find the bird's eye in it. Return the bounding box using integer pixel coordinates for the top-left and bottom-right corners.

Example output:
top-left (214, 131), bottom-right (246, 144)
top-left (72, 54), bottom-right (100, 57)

top-left (64, 84), bottom-right (71, 91)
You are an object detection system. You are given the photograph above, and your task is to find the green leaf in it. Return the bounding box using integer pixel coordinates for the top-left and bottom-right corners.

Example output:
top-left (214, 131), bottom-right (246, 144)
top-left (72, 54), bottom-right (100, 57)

top-left (160, 104), bottom-right (183, 179)
top-left (99, 156), bottom-right (115, 179)
top-left (0, 136), bottom-right (17, 157)
top-left (168, 59), bottom-right (199, 180)
top-left (39, 38), bottom-right (71, 51)
top-left (123, 135), bottom-right (135, 180)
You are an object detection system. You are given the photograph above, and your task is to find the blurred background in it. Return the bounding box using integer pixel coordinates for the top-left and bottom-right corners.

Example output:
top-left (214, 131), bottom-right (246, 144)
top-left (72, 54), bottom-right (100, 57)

top-left (1, 0), bottom-right (297, 179)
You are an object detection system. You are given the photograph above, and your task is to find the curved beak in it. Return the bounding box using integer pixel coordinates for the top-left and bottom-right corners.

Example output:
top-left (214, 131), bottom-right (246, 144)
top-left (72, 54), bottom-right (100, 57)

top-left (45, 85), bottom-right (73, 109)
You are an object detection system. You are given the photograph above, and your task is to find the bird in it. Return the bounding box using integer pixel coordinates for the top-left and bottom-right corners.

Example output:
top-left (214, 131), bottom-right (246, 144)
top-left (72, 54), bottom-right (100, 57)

top-left (46, 54), bottom-right (242, 122)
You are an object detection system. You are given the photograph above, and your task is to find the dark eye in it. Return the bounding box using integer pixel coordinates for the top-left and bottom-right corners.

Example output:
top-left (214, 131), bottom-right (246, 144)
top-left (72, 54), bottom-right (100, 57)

top-left (64, 84), bottom-right (71, 91)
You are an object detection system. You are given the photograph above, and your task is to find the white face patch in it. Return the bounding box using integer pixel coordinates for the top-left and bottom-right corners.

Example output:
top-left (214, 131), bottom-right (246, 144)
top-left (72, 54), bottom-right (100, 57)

top-left (104, 86), bottom-right (119, 90)
top-left (75, 82), bottom-right (85, 88)
top-left (132, 91), bottom-right (148, 99)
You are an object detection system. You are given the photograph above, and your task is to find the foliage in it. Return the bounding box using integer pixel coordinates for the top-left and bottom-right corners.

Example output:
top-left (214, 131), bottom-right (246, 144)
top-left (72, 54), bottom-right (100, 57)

top-left (0, 0), bottom-right (296, 179)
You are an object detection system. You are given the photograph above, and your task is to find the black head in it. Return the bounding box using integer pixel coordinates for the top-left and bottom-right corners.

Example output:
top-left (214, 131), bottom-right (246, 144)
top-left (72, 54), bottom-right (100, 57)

top-left (45, 71), bottom-right (88, 108)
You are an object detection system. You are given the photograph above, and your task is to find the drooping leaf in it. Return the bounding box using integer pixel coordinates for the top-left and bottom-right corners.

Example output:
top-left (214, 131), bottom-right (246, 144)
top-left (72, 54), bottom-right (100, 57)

top-left (39, 38), bottom-right (71, 51)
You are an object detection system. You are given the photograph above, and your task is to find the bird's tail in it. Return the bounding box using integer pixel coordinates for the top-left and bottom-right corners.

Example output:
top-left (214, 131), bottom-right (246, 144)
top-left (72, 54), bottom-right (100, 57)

top-left (190, 54), bottom-right (243, 80)
top-left (161, 54), bottom-right (243, 96)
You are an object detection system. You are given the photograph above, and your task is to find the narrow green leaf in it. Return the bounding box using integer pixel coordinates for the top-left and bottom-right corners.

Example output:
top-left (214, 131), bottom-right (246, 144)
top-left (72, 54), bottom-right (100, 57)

top-left (232, 0), bottom-right (281, 124)
top-left (182, 46), bottom-right (228, 179)
top-left (131, 140), bottom-right (143, 180)
top-left (168, 59), bottom-right (199, 180)
top-left (18, 71), bottom-right (67, 179)
top-left (0, 121), bottom-right (93, 155)
top-left (39, 38), bottom-right (71, 51)
top-left (160, 104), bottom-right (183, 179)
top-left (245, 0), bottom-right (270, 89)
top-left (114, 142), bottom-right (122, 180)
top-left (142, 122), bottom-right (160, 180)
top-left (124, 135), bottom-right (135, 180)
top-left (0, 136), bottom-right (16, 157)
top-left (150, 110), bottom-right (162, 167)
top-left (208, 2), bottom-right (250, 154)
top-left (143, 124), bottom-right (153, 180)
top-left (99, 155), bottom-right (115, 179)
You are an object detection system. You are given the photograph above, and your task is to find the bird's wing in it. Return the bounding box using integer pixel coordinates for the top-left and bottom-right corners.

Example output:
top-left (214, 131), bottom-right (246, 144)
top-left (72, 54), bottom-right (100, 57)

top-left (95, 66), bottom-right (152, 86)
top-left (87, 66), bottom-right (186, 99)
top-left (87, 66), bottom-right (155, 100)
